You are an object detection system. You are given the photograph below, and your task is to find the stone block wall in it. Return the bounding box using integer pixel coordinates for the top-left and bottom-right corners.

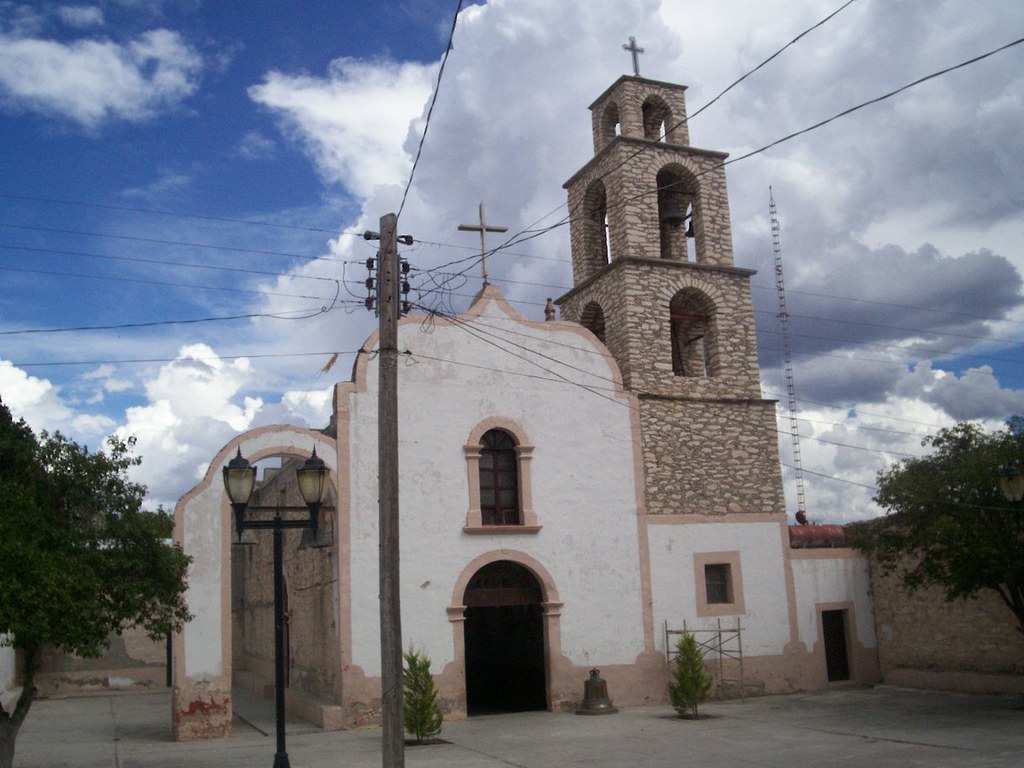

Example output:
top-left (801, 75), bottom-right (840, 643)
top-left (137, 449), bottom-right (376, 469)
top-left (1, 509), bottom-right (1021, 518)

top-left (560, 259), bottom-right (762, 396)
top-left (870, 561), bottom-right (1024, 694)
top-left (639, 398), bottom-right (785, 517)
top-left (589, 75), bottom-right (690, 151)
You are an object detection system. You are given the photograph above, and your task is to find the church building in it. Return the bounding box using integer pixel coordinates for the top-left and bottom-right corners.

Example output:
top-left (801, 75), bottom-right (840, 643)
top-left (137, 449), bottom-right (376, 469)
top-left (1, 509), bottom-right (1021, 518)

top-left (170, 73), bottom-right (879, 740)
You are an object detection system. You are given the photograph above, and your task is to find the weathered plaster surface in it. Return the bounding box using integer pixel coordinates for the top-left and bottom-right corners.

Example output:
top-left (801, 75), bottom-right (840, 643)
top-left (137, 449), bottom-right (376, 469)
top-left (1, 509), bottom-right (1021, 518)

top-left (341, 288), bottom-right (648, 684)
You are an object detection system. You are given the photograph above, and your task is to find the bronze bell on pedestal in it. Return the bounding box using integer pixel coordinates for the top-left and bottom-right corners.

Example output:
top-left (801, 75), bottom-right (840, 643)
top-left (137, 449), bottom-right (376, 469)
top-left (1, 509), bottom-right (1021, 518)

top-left (575, 668), bottom-right (618, 715)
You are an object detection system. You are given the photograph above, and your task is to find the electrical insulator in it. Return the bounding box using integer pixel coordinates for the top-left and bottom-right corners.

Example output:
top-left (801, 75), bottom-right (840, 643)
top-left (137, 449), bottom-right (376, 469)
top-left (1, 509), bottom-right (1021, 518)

top-left (401, 280), bottom-right (410, 294)
top-left (363, 230), bottom-right (380, 241)
top-left (365, 297), bottom-right (375, 311)
top-left (401, 260), bottom-right (410, 274)
top-left (401, 300), bottom-right (411, 316)
top-left (366, 257), bottom-right (375, 270)
top-left (365, 277), bottom-right (375, 290)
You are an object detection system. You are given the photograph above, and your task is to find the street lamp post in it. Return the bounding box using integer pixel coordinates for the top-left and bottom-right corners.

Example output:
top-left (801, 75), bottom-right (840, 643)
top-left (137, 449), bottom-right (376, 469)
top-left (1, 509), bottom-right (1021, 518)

top-left (223, 447), bottom-right (331, 768)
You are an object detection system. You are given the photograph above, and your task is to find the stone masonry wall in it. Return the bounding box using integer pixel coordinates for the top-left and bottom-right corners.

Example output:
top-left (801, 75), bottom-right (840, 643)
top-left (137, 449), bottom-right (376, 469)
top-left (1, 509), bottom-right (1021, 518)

top-left (870, 559), bottom-right (1023, 693)
top-left (589, 76), bottom-right (690, 151)
top-left (560, 259), bottom-right (761, 397)
top-left (639, 398), bottom-right (786, 516)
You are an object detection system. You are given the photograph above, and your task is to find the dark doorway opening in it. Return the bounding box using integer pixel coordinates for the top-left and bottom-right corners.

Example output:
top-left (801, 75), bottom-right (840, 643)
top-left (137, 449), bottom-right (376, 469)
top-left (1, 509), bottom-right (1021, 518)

top-left (822, 609), bottom-right (850, 682)
top-left (464, 561), bottom-right (547, 714)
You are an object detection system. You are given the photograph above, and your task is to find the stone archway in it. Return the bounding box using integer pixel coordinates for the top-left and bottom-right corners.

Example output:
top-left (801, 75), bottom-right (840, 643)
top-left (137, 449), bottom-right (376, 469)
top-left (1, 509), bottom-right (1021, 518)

top-left (463, 561), bottom-right (547, 714)
top-left (171, 426), bottom-right (338, 741)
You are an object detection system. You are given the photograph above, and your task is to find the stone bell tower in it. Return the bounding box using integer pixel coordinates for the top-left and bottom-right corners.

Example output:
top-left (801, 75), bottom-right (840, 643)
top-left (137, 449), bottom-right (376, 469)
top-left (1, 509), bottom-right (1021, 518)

top-left (557, 75), bottom-right (786, 518)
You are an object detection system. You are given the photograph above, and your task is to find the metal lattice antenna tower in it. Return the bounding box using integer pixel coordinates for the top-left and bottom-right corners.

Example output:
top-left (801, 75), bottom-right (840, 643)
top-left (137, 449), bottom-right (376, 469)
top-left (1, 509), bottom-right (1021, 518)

top-left (769, 188), bottom-right (807, 520)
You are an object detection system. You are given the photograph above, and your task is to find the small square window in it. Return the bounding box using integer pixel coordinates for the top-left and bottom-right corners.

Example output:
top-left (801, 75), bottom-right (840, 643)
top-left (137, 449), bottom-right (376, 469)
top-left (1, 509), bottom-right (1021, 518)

top-left (704, 563), bottom-right (732, 604)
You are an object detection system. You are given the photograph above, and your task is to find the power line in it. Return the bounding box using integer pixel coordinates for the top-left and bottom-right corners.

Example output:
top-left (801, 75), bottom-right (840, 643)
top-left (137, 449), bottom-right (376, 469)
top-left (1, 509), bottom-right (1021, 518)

top-left (0, 222), bottom-right (348, 263)
top-left (750, 282), bottom-right (1024, 331)
top-left (724, 36), bottom-right (1024, 167)
top-left (0, 300), bottom-right (355, 336)
top-left (687, 0), bottom-right (860, 121)
top-left (0, 191), bottom-right (358, 235)
top-left (396, 0), bottom-right (464, 221)
top-left (0, 263), bottom-right (340, 303)
top-left (9, 350), bottom-right (361, 369)
top-left (421, 305), bottom-right (925, 464)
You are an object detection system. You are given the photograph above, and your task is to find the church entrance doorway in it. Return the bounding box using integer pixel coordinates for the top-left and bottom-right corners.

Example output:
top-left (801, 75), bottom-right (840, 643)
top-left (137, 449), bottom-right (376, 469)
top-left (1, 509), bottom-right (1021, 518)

top-left (463, 561), bottom-right (547, 714)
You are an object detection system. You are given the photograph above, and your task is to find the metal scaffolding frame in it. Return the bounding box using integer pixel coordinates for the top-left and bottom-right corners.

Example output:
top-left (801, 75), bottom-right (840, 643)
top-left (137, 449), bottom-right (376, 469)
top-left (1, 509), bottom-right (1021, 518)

top-left (665, 618), bottom-right (746, 699)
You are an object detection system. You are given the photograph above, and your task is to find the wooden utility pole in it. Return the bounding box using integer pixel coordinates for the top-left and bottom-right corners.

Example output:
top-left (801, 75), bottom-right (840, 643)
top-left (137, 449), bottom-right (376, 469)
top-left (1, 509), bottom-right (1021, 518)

top-left (377, 212), bottom-right (404, 768)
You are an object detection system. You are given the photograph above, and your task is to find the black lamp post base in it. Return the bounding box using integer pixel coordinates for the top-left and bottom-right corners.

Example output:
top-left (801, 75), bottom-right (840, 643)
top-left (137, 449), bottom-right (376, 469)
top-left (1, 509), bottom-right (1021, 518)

top-left (273, 751), bottom-right (291, 768)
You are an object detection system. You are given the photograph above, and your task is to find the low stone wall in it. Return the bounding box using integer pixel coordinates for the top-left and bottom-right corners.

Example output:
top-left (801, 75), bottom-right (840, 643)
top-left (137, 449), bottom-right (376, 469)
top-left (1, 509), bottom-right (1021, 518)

top-left (870, 563), bottom-right (1023, 694)
top-left (35, 627), bottom-right (167, 697)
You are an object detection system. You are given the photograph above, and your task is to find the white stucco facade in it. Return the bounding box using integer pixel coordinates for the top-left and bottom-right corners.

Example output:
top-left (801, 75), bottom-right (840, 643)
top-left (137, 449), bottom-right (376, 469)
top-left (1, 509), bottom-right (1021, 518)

top-left (648, 520), bottom-right (794, 655)
top-left (790, 551), bottom-right (877, 652)
top-left (341, 287), bottom-right (649, 677)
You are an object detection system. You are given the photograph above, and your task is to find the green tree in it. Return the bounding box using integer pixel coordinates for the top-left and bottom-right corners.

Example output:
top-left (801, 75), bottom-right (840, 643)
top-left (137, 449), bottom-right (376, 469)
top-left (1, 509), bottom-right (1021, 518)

top-left (850, 419), bottom-right (1024, 635)
top-left (402, 646), bottom-right (442, 744)
top-left (668, 632), bottom-right (711, 719)
top-left (0, 403), bottom-right (191, 768)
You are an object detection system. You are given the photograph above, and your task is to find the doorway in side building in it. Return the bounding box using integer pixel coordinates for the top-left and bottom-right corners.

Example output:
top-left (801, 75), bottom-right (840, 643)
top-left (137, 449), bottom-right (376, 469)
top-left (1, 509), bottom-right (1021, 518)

top-left (463, 560), bottom-right (547, 714)
top-left (821, 609), bottom-right (851, 682)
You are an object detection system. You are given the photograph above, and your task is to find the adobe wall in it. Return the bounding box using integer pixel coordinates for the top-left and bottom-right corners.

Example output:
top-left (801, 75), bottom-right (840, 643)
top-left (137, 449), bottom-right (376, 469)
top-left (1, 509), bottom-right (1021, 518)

top-left (870, 562), bottom-right (1023, 694)
top-left (34, 627), bottom-right (167, 696)
top-left (231, 464), bottom-right (339, 704)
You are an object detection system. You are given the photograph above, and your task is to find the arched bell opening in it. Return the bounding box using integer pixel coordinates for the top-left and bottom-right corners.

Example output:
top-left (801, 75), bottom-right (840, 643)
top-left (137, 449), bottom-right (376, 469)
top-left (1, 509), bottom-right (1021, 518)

top-left (463, 560), bottom-right (547, 714)
top-left (642, 94), bottom-right (672, 142)
top-left (600, 101), bottom-right (621, 147)
top-left (670, 289), bottom-right (718, 378)
top-left (657, 167), bottom-right (698, 262)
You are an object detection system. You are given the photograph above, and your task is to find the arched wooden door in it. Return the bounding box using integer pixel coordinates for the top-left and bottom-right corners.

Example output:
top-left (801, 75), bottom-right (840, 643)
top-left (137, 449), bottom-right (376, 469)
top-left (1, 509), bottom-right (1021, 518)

top-left (463, 561), bottom-right (547, 714)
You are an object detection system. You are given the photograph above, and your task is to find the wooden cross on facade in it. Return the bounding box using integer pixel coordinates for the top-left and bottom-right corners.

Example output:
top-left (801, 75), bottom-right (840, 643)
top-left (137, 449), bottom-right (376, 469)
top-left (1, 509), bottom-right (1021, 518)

top-left (623, 36), bottom-right (644, 76)
top-left (458, 202), bottom-right (508, 287)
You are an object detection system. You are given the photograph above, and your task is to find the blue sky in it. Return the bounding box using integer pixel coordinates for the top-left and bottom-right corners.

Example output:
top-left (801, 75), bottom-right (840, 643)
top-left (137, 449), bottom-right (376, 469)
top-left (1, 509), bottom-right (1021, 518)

top-left (1, 0), bottom-right (1023, 521)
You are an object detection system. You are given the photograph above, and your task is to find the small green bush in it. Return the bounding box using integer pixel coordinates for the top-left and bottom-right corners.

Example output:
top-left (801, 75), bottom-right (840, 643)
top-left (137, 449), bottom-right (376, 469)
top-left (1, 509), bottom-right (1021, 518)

top-left (668, 633), bottom-right (712, 719)
top-left (403, 646), bottom-right (443, 744)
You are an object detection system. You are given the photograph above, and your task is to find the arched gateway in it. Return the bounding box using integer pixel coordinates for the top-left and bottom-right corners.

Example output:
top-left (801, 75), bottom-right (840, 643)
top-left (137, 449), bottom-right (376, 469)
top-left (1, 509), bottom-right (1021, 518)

top-left (171, 426), bottom-right (337, 741)
top-left (463, 561), bottom-right (547, 714)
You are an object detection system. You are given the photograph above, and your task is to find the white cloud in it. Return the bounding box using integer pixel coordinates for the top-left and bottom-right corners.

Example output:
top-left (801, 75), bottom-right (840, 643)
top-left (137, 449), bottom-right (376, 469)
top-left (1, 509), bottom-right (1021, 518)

top-left (0, 27), bottom-right (202, 128)
top-left (0, 359), bottom-right (74, 431)
top-left (0, 359), bottom-right (116, 439)
top-left (56, 5), bottom-right (104, 28)
top-left (234, 130), bottom-right (277, 161)
top-left (248, 57), bottom-right (436, 198)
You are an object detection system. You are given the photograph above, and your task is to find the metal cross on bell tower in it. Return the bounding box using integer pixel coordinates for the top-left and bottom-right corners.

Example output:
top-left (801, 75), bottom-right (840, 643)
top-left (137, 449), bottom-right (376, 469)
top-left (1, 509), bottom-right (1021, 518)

top-left (623, 36), bottom-right (644, 76)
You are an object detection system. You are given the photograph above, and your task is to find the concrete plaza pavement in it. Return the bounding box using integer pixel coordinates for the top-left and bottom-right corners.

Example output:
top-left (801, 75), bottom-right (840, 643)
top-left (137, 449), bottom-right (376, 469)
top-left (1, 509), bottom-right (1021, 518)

top-left (11, 684), bottom-right (1024, 767)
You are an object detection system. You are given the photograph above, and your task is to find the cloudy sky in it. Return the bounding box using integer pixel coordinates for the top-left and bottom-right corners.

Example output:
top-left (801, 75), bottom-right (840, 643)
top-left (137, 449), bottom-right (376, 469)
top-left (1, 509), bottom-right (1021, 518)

top-left (1, 0), bottom-right (1022, 520)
